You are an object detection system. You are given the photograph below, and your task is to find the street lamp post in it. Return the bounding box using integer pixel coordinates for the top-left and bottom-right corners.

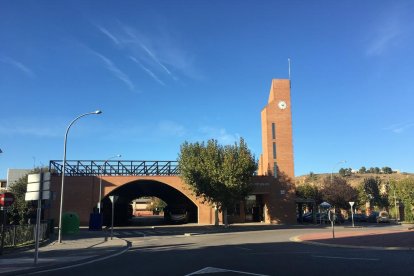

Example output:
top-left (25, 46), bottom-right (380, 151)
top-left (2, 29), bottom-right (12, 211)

top-left (58, 110), bottom-right (102, 244)
top-left (98, 154), bottom-right (121, 214)
top-left (331, 160), bottom-right (347, 183)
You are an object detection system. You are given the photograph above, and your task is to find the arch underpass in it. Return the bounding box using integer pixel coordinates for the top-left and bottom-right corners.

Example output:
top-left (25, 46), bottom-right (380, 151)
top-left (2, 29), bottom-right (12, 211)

top-left (101, 180), bottom-right (198, 225)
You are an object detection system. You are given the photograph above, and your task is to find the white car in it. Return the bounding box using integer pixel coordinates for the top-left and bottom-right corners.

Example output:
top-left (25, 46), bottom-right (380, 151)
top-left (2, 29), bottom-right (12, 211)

top-left (376, 211), bottom-right (390, 223)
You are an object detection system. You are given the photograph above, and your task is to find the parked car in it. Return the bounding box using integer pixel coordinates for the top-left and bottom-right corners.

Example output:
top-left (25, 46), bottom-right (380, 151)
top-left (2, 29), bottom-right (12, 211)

top-left (367, 211), bottom-right (379, 223)
top-left (348, 213), bottom-right (367, 222)
top-left (299, 212), bottom-right (343, 224)
top-left (376, 211), bottom-right (390, 223)
top-left (164, 205), bottom-right (188, 224)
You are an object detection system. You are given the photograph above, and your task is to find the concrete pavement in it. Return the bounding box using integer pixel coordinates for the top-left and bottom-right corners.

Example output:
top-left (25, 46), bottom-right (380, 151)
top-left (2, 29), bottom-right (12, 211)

top-left (0, 229), bottom-right (130, 275)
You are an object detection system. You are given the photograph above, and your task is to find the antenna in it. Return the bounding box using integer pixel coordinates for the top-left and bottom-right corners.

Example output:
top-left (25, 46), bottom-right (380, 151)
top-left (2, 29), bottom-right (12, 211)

top-left (288, 58), bottom-right (291, 80)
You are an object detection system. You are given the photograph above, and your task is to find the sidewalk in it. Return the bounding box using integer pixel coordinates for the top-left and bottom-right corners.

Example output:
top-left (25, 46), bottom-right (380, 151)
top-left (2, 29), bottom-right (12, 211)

top-left (295, 225), bottom-right (414, 250)
top-left (0, 230), bottom-right (129, 275)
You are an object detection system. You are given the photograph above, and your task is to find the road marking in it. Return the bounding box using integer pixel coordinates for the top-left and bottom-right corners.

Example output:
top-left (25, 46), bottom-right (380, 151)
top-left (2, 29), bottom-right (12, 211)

top-left (312, 255), bottom-right (379, 261)
top-left (235, 246), bottom-right (253, 251)
top-left (28, 241), bottom-right (131, 274)
top-left (185, 266), bottom-right (269, 276)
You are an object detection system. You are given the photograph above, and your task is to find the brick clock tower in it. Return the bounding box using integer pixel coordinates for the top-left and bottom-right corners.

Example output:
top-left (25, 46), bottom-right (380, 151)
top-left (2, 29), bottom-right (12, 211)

top-left (258, 79), bottom-right (296, 224)
top-left (259, 79), bottom-right (294, 178)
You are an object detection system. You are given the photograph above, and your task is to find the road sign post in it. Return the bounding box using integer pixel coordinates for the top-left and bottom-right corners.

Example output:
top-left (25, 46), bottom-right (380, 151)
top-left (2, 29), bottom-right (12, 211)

top-left (349, 201), bottom-right (355, 228)
top-left (26, 172), bottom-right (50, 265)
top-left (109, 195), bottom-right (118, 240)
top-left (328, 207), bottom-right (335, 239)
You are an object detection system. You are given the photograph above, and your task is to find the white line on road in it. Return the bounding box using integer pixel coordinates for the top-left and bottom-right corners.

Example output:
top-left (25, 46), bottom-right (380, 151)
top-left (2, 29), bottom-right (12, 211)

top-left (185, 266), bottom-right (269, 276)
top-left (312, 255), bottom-right (379, 261)
top-left (28, 242), bottom-right (131, 274)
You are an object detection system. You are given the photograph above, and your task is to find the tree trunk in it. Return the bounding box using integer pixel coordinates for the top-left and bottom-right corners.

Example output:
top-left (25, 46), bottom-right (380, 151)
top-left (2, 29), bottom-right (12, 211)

top-left (223, 207), bottom-right (228, 228)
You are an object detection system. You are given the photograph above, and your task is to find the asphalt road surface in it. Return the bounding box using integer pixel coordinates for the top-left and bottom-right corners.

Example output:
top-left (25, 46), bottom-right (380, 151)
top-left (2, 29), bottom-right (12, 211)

top-left (37, 226), bottom-right (414, 276)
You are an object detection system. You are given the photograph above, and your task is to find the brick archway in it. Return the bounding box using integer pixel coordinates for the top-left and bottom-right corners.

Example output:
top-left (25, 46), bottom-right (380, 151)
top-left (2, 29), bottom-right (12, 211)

top-left (48, 175), bottom-right (215, 225)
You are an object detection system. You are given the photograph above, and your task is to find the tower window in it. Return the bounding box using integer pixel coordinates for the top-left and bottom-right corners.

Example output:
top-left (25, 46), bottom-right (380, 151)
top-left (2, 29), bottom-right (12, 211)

top-left (272, 142), bottom-right (276, 159)
top-left (273, 162), bottom-right (278, 178)
top-left (272, 123), bottom-right (276, 139)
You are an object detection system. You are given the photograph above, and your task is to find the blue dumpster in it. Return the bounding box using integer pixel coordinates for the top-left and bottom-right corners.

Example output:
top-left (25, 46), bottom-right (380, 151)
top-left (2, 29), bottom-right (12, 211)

top-left (89, 213), bottom-right (103, 231)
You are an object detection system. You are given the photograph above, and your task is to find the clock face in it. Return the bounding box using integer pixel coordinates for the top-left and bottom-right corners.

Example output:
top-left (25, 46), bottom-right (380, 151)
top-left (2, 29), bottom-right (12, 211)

top-left (278, 100), bottom-right (287, 110)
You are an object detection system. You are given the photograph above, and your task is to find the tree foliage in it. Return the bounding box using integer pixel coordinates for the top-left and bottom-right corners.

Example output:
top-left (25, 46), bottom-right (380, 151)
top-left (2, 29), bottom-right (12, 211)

top-left (382, 167), bottom-right (393, 174)
top-left (178, 138), bottom-right (257, 225)
top-left (359, 166), bottom-right (367, 174)
top-left (296, 183), bottom-right (321, 203)
top-left (320, 176), bottom-right (358, 209)
top-left (6, 168), bottom-right (46, 225)
top-left (339, 168), bottom-right (352, 177)
top-left (358, 177), bottom-right (382, 207)
top-left (390, 178), bottom-right (414, 222)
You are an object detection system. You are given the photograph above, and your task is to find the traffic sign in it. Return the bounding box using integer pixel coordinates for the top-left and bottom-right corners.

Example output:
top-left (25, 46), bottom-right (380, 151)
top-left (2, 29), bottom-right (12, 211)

top-left (0, 192), bottom-right (15, 207)
top-left (28, 172), bottom-right (51, 183)
top-left (25, 191), bottom-right (51, 201)
top-left (25, 172), bottom-right (51, 201)
top-left (109, 195), bottom-right (119, 203)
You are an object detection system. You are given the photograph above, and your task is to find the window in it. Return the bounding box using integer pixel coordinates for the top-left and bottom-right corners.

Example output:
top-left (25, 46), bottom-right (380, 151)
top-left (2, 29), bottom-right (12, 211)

top-left (272, 123), bottom-right (276, 139)
top-left (272, 142), bottom-right (276, 159)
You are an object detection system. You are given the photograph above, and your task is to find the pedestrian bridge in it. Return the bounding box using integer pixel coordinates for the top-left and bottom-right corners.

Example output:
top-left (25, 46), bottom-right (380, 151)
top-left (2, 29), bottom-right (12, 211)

top-left (46, 160), bottom-right (296, 226)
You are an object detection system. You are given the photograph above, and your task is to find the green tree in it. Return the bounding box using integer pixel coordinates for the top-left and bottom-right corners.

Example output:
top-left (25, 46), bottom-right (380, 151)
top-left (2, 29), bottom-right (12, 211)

top-left (339, 168), bottom-right (352, 177)
top-left (391, 178), bottom-right (414, 222)
top-left (146, 197), bottom-right (167, 213)
top-left (296, 183), bottom-right (321, 203)
top-left (6, 168), bottom-right (47, 225)
top-left (359, 166), bottom-right (367, 174)
top-left (358, 177), bottom-right (382, 208)
top-left (338, 168), bottom-right (346, 177)
top-left (382, 167), bottom-right (393, 174)
top-left (374, 167), bottom-right (381, 174)
top-left (178, 138), bottom-right (257, 227)
top-left (320, 176), bottom-right (358, 209)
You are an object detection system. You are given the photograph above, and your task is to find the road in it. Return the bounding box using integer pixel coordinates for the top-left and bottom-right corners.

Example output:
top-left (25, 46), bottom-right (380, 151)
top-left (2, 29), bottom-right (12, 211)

top-left (38, 225), bottom-right (414, 276)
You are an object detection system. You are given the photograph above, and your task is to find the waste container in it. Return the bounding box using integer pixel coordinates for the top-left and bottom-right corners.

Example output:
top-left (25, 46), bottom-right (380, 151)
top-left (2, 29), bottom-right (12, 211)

top-left (89, 213), bottom-right (102, 231)
top-left (62, 212), bottom-right (80, 235)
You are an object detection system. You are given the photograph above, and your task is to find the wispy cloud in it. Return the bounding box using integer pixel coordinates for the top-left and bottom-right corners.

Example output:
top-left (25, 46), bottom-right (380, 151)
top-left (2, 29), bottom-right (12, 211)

top-left (129, 56), bottom-right (165, 86)
top-left (122, 26), bottom-right (176, 79)
top-left (90, 50), bottom-right (135, 91)
top-left (384, 121), bottom-right (414, 134)
top-left (0, 119), bottom-right (60, 137)
top-left (96, 25), bottom-right (121, 45)
top-left (94, 22), bottom-right (202, 85)
top-left (0, 56), bottom-right (35, 78)
top-left (366, 8), bottom-right (406, 56)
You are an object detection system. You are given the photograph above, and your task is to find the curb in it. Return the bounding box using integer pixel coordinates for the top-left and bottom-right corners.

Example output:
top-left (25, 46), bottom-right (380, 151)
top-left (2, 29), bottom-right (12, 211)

top-left (290, 235), bottom-right (414, 251)
top-left (1, 238), bottom-right (131, 276)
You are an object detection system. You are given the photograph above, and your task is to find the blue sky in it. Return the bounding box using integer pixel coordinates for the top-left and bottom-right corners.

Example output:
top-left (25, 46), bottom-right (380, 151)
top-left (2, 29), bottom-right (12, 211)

top-left (1, 1), bottom-right (414, 179)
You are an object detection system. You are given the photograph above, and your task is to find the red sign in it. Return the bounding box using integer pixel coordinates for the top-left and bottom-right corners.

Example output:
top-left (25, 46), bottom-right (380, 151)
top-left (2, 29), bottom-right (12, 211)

top-left (0, 192), bottom-right (15, 207)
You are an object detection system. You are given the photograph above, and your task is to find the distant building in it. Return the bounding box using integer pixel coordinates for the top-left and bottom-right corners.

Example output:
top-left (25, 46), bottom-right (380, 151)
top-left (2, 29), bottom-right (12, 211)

top-left (7, 169), bottom-right (31, 189)
top-left (132, 198), bottom-right (153, 216)
top-left (0, 179), bottom-right (7, 190)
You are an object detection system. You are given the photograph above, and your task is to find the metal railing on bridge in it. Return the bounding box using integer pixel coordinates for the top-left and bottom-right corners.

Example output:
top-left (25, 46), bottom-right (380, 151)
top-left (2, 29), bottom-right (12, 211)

top-left (49, 160), bottom-right (179, 176)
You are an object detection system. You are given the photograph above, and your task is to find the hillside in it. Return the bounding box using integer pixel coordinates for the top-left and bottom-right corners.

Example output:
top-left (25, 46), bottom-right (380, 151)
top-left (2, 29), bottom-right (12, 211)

top-left (295, 172), bottom-right (414, 188)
